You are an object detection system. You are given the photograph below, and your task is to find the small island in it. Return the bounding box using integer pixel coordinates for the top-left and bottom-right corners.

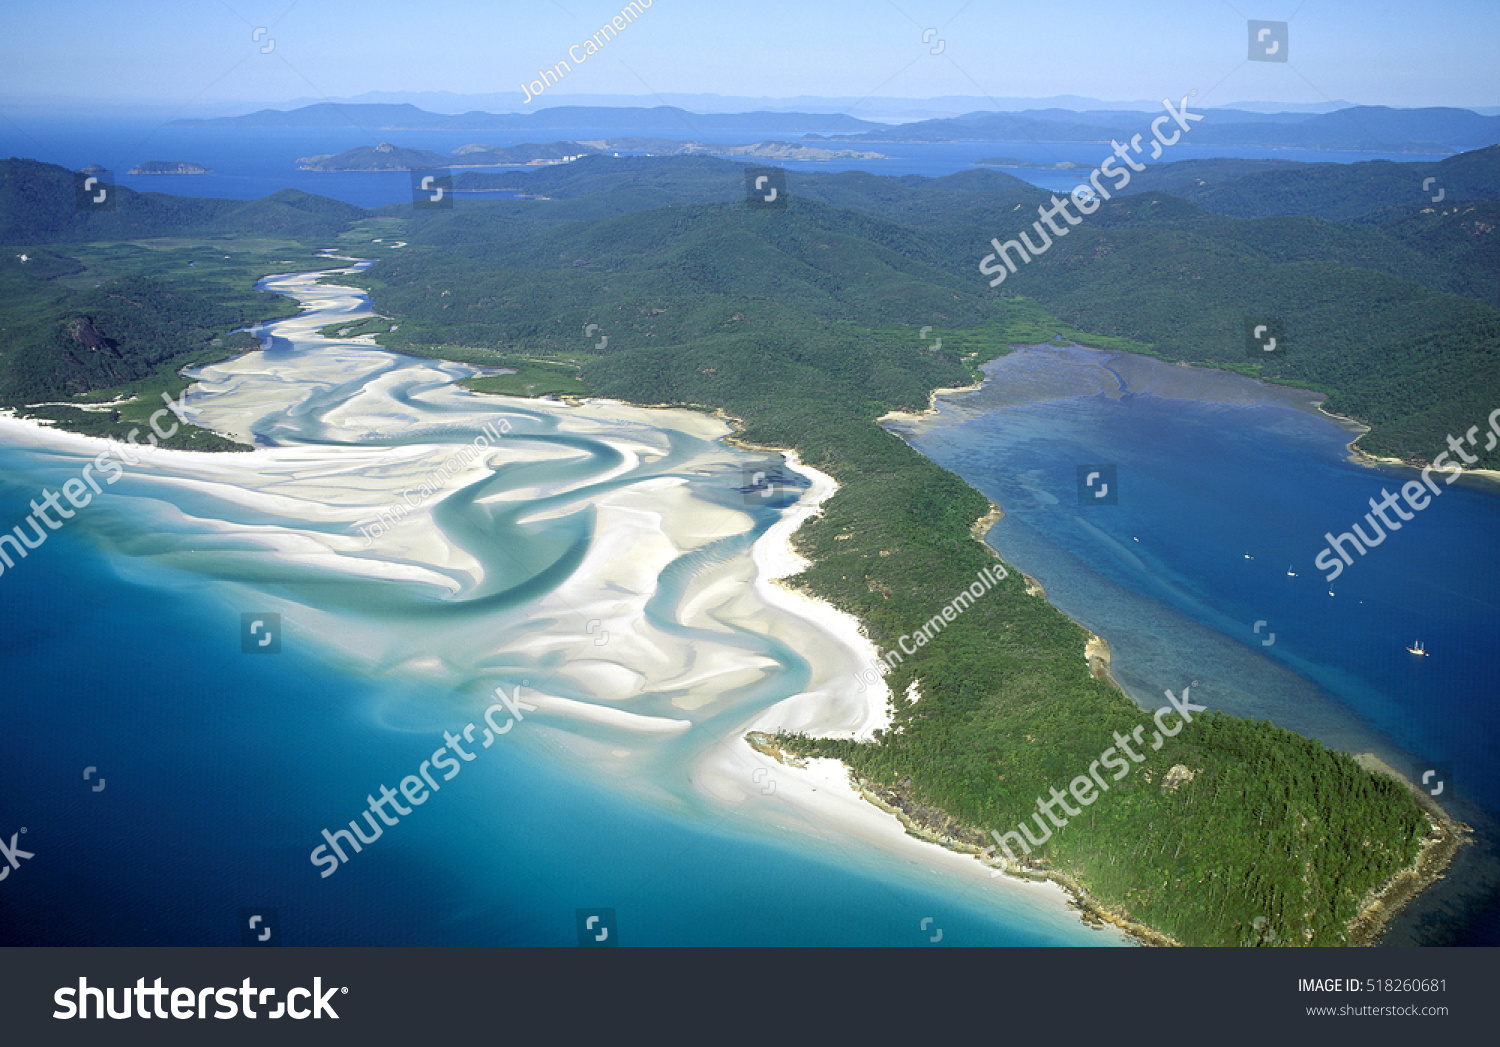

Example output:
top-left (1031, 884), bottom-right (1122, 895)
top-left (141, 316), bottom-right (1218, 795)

top-left (127, 160), bottom-right (212, 174)
top-left (298, 142), bottom-right (452, 172)
top-left (300, 140), bottom-right (601, 172)
top-left (298, 138), bottom-right (885, 173)
top-left (576, 137), bottom-right (885, 161)
top-left (972, 156), bottom-right (1082, 169)
top-left (451, 141), bottom-right (599, 165)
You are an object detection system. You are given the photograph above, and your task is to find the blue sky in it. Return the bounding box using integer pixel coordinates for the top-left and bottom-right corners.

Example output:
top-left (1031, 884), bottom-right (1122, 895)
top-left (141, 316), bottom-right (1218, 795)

top-left (3, 0), bottom-right (1496, 111)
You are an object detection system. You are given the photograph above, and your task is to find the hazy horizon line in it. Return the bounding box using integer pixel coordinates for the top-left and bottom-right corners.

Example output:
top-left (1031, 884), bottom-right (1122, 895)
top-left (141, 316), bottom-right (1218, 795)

top-left (7, 92), bottom-right (1500, 123)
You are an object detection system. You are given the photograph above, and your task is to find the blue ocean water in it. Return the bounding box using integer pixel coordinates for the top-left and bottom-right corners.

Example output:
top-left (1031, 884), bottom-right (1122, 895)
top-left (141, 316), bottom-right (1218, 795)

top-left (0, 452), bottom-right (1118, 948)
top-left (0, 115), bottom-right (1481, 947)
top-left (894, 346), bottom-right (1500, 944)
top-left (0, 116), bottom-right (1449, 207)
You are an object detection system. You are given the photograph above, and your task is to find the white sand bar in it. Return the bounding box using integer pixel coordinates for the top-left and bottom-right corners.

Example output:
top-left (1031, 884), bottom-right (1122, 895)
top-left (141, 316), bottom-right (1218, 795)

top-left (0, 260), bottom-right (1122, 941)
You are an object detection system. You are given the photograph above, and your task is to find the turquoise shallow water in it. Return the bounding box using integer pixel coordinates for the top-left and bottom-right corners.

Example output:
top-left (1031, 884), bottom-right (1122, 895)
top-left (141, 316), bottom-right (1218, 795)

top-left (0, 277), bottom-right (1121, 947)
top-left (4, 307), bottom-right (1492, 944)
top-left (0, 536), bottom-right (1101, 946)
top-left (893, 346), bottom-right (1500, 944)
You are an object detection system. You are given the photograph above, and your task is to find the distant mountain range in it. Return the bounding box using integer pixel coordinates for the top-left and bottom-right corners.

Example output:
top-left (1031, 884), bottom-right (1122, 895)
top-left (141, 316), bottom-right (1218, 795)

top-left (814, 105), bottom-right (1500, 153)
top-left (275, 91), bottom-right (1363, 119)
top-left (173, 102), bottom-right (1500, 155)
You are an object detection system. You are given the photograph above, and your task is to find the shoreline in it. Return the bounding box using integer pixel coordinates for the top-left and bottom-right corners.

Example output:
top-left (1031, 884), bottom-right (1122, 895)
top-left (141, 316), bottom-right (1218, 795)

top-left (715, 413), bottom-right (1141, 940)
top-left (726, 376), bottom-right (1180, 943)
top-left (737, 349), bottom-right (1474, 946)
top-left (706, 431), bottom-right (1124, 940)
top-left (1318, 401), bottom-right (1500, 487)
top-left (1346, 754), bottom-right (1473, 945)
top-left (876, 378), bottom-right (985, 427)
top-left (14, 251), bottom-right (1463, 945)
top-left (263, 272), bottom-right (1488, 943)
top-left (970, 501), bottom-right (1004, 542)
top-left (743, 446), bottom-right (893, 742)
top-left (744, 730), bottom-right (1169, 945)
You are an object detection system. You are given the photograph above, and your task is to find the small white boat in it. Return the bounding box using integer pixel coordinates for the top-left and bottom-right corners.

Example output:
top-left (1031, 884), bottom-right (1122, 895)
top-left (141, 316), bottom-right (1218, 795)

top-left (1407, 640), bottom-right (1429, 657)
top-left (1287, 565), bottom-right (1297, 577)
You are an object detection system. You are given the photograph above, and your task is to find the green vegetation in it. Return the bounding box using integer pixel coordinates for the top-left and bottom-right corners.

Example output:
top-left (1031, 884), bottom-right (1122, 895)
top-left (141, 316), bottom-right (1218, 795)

top-left (2, 150), bottom-right (1482, 943)
top-left (318, 315), bottom-right (394, 340)
top-left (1121, 146), bottom-right (1500, 222)
top-left (358, 149), bottom-right (1500, 468)
top-left (989, 191), bottom-right (1500, 464)
top-left (460, 358), bottom-right (594, 398)
top-left (381, 150), bottom-right (1500, 466)
top-left (299, 142), bottom-right (451, 172)
top-left (792, 708), bottom-right (1423, 946)
top-left (0, 159), bottom-right (368, 444)
top-left (0, 266), bottom-right (286, 400)
top-left (0, 159), bottom-right (365, 244)
top-left (337, 157), bottom-right (1466, 944)
top-left (452, 141), bottom-right (600, 165)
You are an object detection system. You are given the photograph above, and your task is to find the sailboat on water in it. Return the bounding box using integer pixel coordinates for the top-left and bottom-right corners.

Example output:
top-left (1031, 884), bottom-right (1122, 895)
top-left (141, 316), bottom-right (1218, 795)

top-left (1407, 640), bottom-right (1430, 657)
top-left (1286, 565), bottom-right (1297, 577)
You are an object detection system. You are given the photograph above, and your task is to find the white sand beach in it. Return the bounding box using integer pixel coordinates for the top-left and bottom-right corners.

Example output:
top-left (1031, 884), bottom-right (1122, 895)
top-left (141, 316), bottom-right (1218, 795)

top-left (0, 261), bottom-right (1120, 939)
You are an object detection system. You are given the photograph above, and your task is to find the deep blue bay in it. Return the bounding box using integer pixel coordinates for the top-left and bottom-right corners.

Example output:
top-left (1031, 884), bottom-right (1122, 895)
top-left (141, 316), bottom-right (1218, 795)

top-left (890, 345), bottom-right (1500, 944)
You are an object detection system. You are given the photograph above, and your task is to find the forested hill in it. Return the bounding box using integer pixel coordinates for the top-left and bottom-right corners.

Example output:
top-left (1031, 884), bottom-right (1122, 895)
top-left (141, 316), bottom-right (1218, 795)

top-left (0, 159), bottom-right (367, 436)
top-left (3, 145), bottom-right (1495, 464)
top-left (0, 158), bottom-right (366, 242)
top-left (1117, 144), bottom-right (1500, 220)
top-left (0, 144), bottom-right (1479, 942)
top-left (375, 148), bottom-right (1500, 468)
top-left (346, 154), bottom-right (1451, 946)
top-left (445, 154), bottom-right (1047, 225)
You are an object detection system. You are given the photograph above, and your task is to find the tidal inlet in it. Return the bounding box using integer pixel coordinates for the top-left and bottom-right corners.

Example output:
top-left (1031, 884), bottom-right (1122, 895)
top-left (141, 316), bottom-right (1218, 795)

top-left (0, 259), bottom-right (1113, 943)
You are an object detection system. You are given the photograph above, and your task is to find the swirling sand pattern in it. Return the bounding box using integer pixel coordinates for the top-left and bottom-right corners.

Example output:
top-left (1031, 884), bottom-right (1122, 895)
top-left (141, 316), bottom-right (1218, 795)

top-left (0, 261), bottom-right (1127, 939)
